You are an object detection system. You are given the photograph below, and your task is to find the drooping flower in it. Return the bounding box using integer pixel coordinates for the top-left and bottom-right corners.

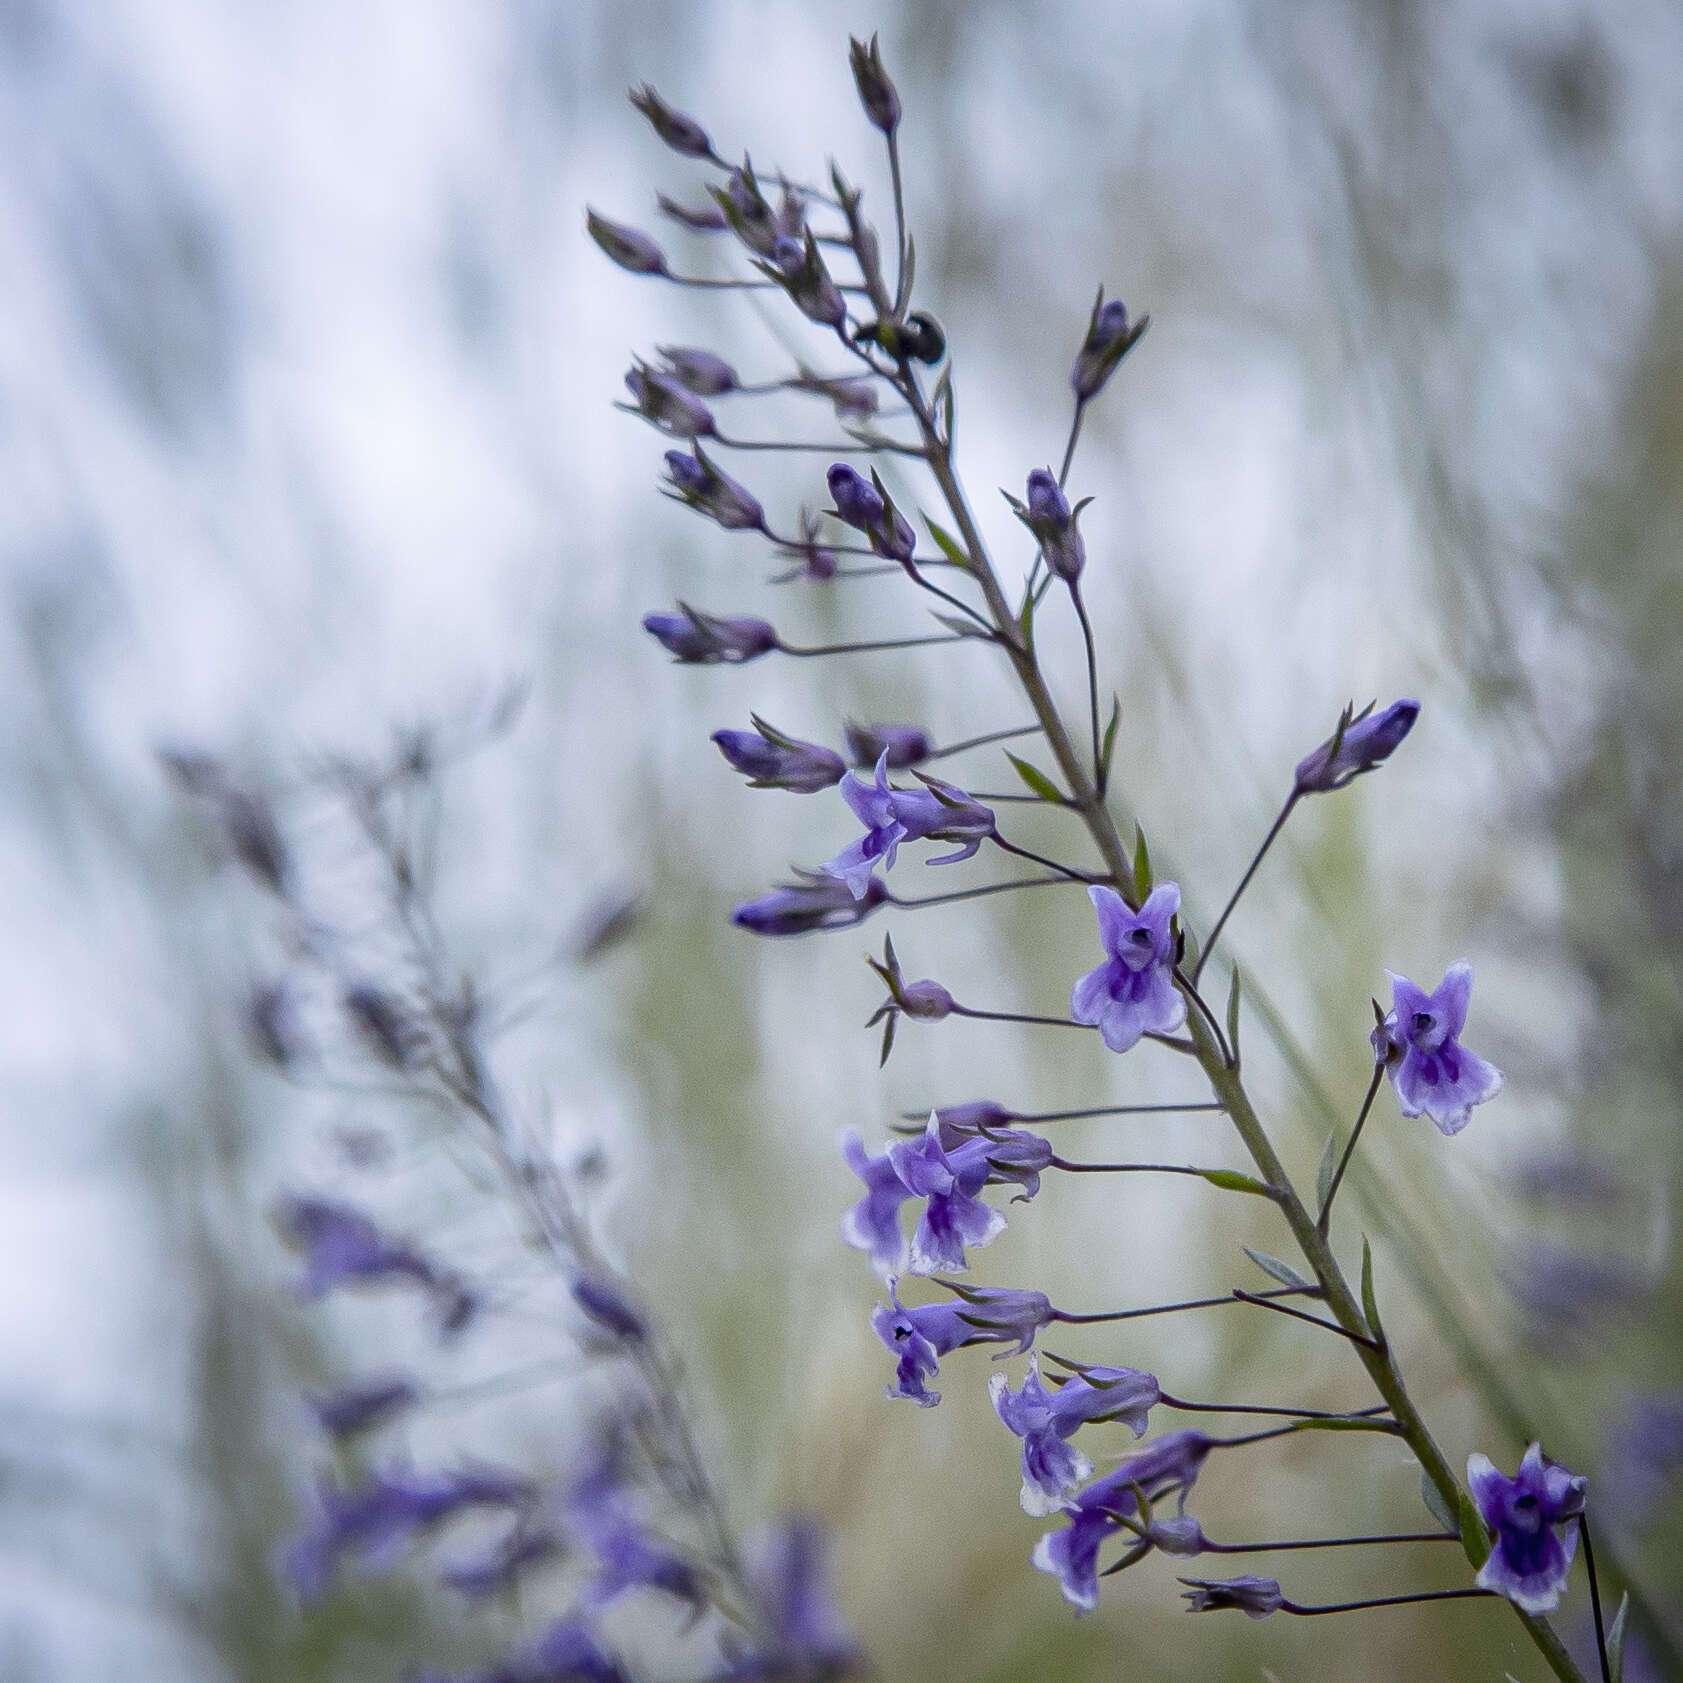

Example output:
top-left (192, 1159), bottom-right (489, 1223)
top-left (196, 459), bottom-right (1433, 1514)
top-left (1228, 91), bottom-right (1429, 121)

top-left (871, 1283), bottom-right (1054, 1407)
top-left (1006, 469), bottom-right (1086, 583)
top-left (643, 605), bottom-right (778, 664)
top-left (1377, 960), bottom-right (1503, 1135)
top-left (840, 1131), bottom-right (913, 1278)
top-left (1293, 698), bottom-right (1420, 794)
top-left (888, 1118), bottom-right (1008, 1274)
top-left (990, 1358), bottom-right (1161, 1514)
top-left (1467, 1442), bottom-right (1586, 1614)
top-left (821, 754), bottom-right (994, 899)
top-left (1179, 1575), bottom-right (1284, 1618)
top-left (712, 717), bottom-right (846, 792)
top-left (662, 446), bottom-right (764, 531)
top-left (843, 720), bottom-right (931, 769)
top-left (1069, 883), bottom-right (1186, 1053)
top-left (722, 1519), bottom-right (859, 1681)
top-left (826, 464), bottom-right (916, 564)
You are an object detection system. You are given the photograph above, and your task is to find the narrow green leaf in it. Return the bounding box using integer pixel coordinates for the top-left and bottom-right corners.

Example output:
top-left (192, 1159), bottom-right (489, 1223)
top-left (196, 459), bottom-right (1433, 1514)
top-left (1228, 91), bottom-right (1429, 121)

top-left (1099, 696), bottom-right (1121, 784)
top-left (1225, 966), bottom-right (1242, 1066)
top-left (930, 612), bottom-right (991, 641)
top-left (1242, 1247), bottom-right (1311, 1291)
top-left (1458, 1489), bottom-right (1490, 1570)
top-left (1291, 1416), bottom-right (1401, 1434)
top-left (1360, 1236), bottom-right (1384, 1345)
top-left (1017, 592), bottom-right (1035, 649)
top-left (1608, 1590), bottom-right (1629, 1683)
top-left (1133, 825), bottom-right (1152, 896)
top-left (922, 514), bottom-right (971, 571)
top-left (1315, 1130), bottom-right (1340, 1210)
top-left (1004, 752), bottom-right (1065, 804)
top-left (1420, 1470), bottom-right (1457, 1534)
top-left (878, 1011), bottom-right (897, 1068)
top-left (1198, 1169), bottom-right (1275, 1197)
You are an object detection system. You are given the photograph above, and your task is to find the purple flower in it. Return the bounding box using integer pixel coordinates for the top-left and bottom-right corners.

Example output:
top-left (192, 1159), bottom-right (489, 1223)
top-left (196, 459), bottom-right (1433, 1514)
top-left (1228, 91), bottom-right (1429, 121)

top-left (732, 872), bottom-right (887, 937)
top-left (713, 718), bottom-right (846, 792)
top-left (275, 1194), bottom-right (434, 1299)
top-left (643, 605), bottom-right (777, 664)
top-left (848, 33), bottom-right (901, 134)
top-left (841, 1130), bottom-right (913, 1278)
top-left (1070, 290), bottom-right (1146, 401)
top-left (411, 1616), bottom-right (628, 1683)
top-left (1069, 884), bottom-right (1186, 1053)
top-left (844, 720), bottom-right (931, 769)
top-left (656, 344), bottom-right (739, 395)
top-left (571, 1273), bottom-right (647, 1343)
top-left (1468, 1442), bottom-right (1587, 1614)
top-left (826, 464), bottom-right (915, 564)
top-left (889, 1118), bottom-right (1008, 1274)
top-left (589, 1523), bottom-right (705, 1608)
top-left (440, 1524), bottom-right (565, 1599)
top-left (872, 1283), bottom-right (1054, 1407)
top-left (1179, 1575), bottom-right (1284, 1617)
top-left (662, 446), bottom-right (764, 531)
top-left (926, 1099), bottom-right (1015, 1136)
top-left (623, 363), bottom-right (716, 437)
top-left (791, 367), bottom-right (879, 419)
top-left (1006, 469), bottom-right (1086, 583)
top-left (309, 1377), bottom-right (418, 1438)
top-left (991, 1358), bottom-right (1161, 1514)
top-left (586, 209), bottom-right (668, 276)
top-left (821, 755), bottom-right (994, 899)
top-left (713, 163), bottom-right (780, 256)
top-left (724, 1519), bottom-right (858, 1681)
top-left (1377, 960), bottom-right (1503, 1135)
top-left (1294, 699), bottom-right (1420, 794)
top-left (760, 232), bottom-right (845, 327)
top-left (628, 85), bottom-right (713, 159)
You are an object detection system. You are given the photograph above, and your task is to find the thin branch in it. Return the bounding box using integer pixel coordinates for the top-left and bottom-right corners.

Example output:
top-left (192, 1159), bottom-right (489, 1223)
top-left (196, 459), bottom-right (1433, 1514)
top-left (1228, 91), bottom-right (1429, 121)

top-left (1316, 1060), bottom-right (1386, 1236)
top-left (1191, 791), bottom-right (1299, 985)
top-left (1231, 1289), bottom-right (1381, 1349)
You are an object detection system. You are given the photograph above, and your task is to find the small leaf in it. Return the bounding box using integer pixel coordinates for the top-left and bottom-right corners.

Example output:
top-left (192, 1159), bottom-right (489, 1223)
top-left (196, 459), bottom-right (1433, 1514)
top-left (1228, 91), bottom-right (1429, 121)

top-left (1243, 1247), bottom-right (1311, 1291)
top-left (1608, 1590), bottom-right (1629, 1683)
top-left (1005, 752), bottom-right (1066, 804)
top-left (1225, 967), bottom-right (1243, 1067)
top-left (1198, 1169), bottom-right (1275, 1197)
top-left (1458, 1489), bottom-right (1490, 1570)
top-left (922, 514), bottom-right (971, 571)
top-left (878, 1011), bottom-right (897, 1068)
top-left (1360, 1236), bottom-right (1384, 1345)
top-left (1420, 1471), bottom-right (1457, 1533)
top-left (1018, 593), bottom-right (1036, 650)
top-left (1315, 1130), bottom-right (1340, 1210)
top-left (930, 612), bottom-right (991, 640)
top-left (894, 233), bottom-right (917, 314)
top-left (1133, 825), bottom-right (1152, 896)
top-left (1099, 696), bottom-right (1122, 785)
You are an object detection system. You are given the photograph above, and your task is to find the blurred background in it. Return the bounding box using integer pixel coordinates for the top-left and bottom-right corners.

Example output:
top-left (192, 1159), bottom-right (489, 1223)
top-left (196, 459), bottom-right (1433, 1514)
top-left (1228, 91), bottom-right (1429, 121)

top-left (2, 0), bottom-right (1682, 1677)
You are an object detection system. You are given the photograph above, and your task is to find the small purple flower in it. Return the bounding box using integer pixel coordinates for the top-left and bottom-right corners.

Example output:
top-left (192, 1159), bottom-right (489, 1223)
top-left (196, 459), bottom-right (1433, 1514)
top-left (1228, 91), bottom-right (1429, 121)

top-left (309, 1377), bottom-right (418, 1438)
top-left (714, 163), bottom-right (780, 256)
top-left (1069, 883), bottom-right (1186, 1053)
top-left (643, 605), bottom-right (777, 664)
top-left (872, 1283), bottom-right (1054, 1407)
top-left (792, 367), bottom-right (879, 419)
top-left (848, 33), bottom-right (901, 134)
top-left (761, 232), bottom-right (845, 327)
top-left (623, 363), bottom-right (716, 437)
top-left (889, 1118), bottom-right (1007, 1274)
top-left (991, 1358), bottom-right (1160, 1514)
top-left (732, 871), bottom-right (888, 936)
top-left (1294, 699), bottom-right (1420, 794)
top-left (1179, 1575), bottom-right (1284, 1617)
top-left (412, 1616), bottom-right (628, 1683)
top-left (589, 1524), bottom-right (705, 1608)
top-left (1070, 290), bottom-right (1145, 401)
top-left (628, 85), bottom-right (713, 159)
top-left (712, 718), bottom-right (846, 792)
top-left (1378, 960), bottom-right (1503, 1135)
top-left (821, 754), bottom-right (994, 899)
top-left (656, 344), bottom-right (738, 395)
top-left (844, 720), bottom-right (931, 769)
top-left (1468, 1442), bottom-right (1586, 1614)
top-left (275, 1194), bottom-right (433, 1299)
top-left (825, 463), bottom-right (915, 564)
top-left (571, 1274), bottom-right (647, 1343)
top-left (662, 446), bottom-right (764, 531)
top-left (926, 1099), bottom-right (1015, 1136)
top-left (841, 1130), bottom-right (913, 1278)
top-left (587, 209), bottom-right (668, 276)
top-left (1007, 469), bottom-right (1086, 583)
top-left (724, 1519), bottom-right (858, 1681)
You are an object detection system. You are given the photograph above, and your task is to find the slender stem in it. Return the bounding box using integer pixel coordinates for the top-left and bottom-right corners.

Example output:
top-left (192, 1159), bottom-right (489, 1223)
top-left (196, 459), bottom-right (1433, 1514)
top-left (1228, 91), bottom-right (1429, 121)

top-left (922, 723), bottom-right (1043, 762)
top-left (777, 633), bottom-right (968, 657)
top-left (1157, 1393), bottom-right (1392, 1423)
top-left (1050, 1285), bottom-right (1316, 1326)
top-left (989, 835), bottom-right (1096, 881)
top-left (1069, 582), bottom-right (1104, 787)
top-left (1058, 401), bottom-right (1087, 488)
top-left (1206, 1531), bottom-right (1459, 1553)
top-left (1281, 1588), bottom-right (1496, 1616)
top-left (1191, 792), bottom-right (1299, 985)
top-left (886, 875), bottom-right (1075, 910)
top-left (1580, 1516), bottom-right (1612, 1683)
top-left (1316, 1060), bottom-right (1386, 1236)
top-left (1231, 1290), bottom-right (1381, 1348)
top-left (1211, 1421), bottom-right (1319, 1449)
top-left (1050, 1155), bottom-right (1252, 1179)
top-left (713, 431), bottom-right (922, 456)
top-left (949, 1004), bottom-right (1094, 1031)
top-left (900, 1101), bottom-right (1223, 1124)
top-left (887, 131), bottom-right (909, 311)
top-left (903, 567), bottom-right (997, 632)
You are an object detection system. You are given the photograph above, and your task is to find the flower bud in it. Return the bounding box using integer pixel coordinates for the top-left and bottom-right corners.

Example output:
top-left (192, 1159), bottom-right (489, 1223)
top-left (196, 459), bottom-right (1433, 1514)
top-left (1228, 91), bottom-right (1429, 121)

top-left (623, 363), bottom-right (716, 438)
top-left (826, 463), bottom-right (915, 563)
top-left (656, 345), bottom-right (739, 396)
top-left (628, 84), bottom-right (713, 159)
top-left (711, 717), bottom-right (846, 793)
top-left (643, 604), bottom-right (777, 664)
top-left (1178, 1576), bottom-right (1283, 1618)
top-left (586, 209), bottom-right (668, 276)
top-left (928, 1100), bottom-right (1015, 1136)
top-left (791, 367), bottom-right (879, 419)
top-left (1070, 288), bottom-right (1148, 401)
top-left (1006, 468), bottom-right (1087, 583)
top-left (1293, 698), bottom-right (1420, 794)
top-left (657, 193), bottom-right (728, 232)
top-left (732, 873), bottom-right (888, 936)
top-left (711, 161), bottom-right (780, 256)
top-left (844, 721), bottom-right (931, 768)
top-left (662, 445), bottom-right (764, 531)
top-left (775, 510), bottom-right (838, 581)
top-left (759, 231), bottom-right (845, 328)
top-left (571, 1273), bottom-right (648, 1342)
top-left (848, 33), bottom-right (901, 135)
top-left (343, 983), bottom-right (421, 1069)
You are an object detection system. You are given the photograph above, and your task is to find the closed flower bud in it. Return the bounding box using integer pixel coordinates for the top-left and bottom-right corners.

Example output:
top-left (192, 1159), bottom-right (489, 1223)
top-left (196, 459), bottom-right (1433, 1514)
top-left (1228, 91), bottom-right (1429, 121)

top-left (791, 367), bottom-right (879, 419)
top-left (826, 463), bottom-right (915, 563)
top-left (1178, 1576), bottom-right (1284, 1618)
top-left (712, 717), bottom-right (846, 792)
top-left (643, 604), bottom-right (777, 664)
top-left (571, 1273), bottom-right (647, 1342)
top-left (759, 231), bottom-right (845, 328)
top-left (1070, 288), bottom-right (1148, 401)
top-left (657, 192), bottom-right (729, 232)
top-left (732, 872), bottom-right (888, 936)
top-left (845, 721), bottom-right (931, 768)
top-left (623, 363), bottom-right (716, 438)
top-left (711, 161), bottom-right (780, 256)
top-left (1293, 698), bottom-right (1420, 794)
top-left (628, 84), bottom-right (713, 159)
top-left (662, 446), bottom-right (764, 531)
top-left (1006, 468), bottom-right (1087, 583)
top-left (848, 33), bottom-right (901, 134)
top-left (656, 345), bottom-right (739, 395)
top-left (587, 208), bottom-right (668, 276)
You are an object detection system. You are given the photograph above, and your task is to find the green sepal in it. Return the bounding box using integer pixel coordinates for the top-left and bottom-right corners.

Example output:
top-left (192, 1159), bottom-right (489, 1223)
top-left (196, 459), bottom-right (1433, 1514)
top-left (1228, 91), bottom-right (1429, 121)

top-left (1198, 1169), bottom-right (1275, 1197)
top-left (1004, 752), bottom-right (1066, 804)
top-left (1420, 1470), bottom-right (1457, 1534)
top-left (1099, 696), bottom-right (1122, 787)
top-left (1360, 1236), bottom-right (1384, 1345)
top-left (878, 1010), bottom-right (897, 1067)
top-left (1225, 966), bottom-right (1243, 1067)
top-left (1608, 1590), bottom-right (1629, 1683)
top-left (894, 232), bottom-right (916, 315)
top-left (922, 514), bottom-right (971, 571)
top-left (1242, 1246), bottom-right (1312, 1291)
top-left (1133, 825), bottom-right (1152, 896)
top-left (1458, 1488), bottom-right (1491, 1570)
top-left (1315, 1130), bottom-right (1340, 1210)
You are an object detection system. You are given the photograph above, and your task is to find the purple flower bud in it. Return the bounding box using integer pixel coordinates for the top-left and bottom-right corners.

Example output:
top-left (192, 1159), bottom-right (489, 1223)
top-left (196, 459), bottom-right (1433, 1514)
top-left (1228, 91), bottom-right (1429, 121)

top-left (844, 720), bottom-right (931, 768)
top-left (662, 446), bottom-right (764, 530)
top-left (1179, 1576), bottom-right (1284, 1618)
top-left (1007, 468), bottom-right (1087, 582)
top-left (309, 1377), bottom-right (419, 1438)
top-left (643, 605), bottom-right (777, 664)
top-left (587, 209), bottom-right (668, 276)
top-left (713, 162), bottom-right (780, 256)
top-left (1070, 289), bottom-right (1146, 401)
top-left (657, 192), bottom-right (728, 232)
top-left (792, 368), bottom-right (880, 419)
top-left (761, 232), bottom-right (845, 328)
top-left (276, 1194), bottom-right (435, 1299)
top-left (628, 84), bottom-right (713, 159)
top-left (732, 872), bottom-right (888, 937)
top-left (928, 1099), bottom-right (1015, 1135)
top-left (1294, 698), bottom-right (1420, 794)
top-left (842, 1131), bottom-right (913, 1278)
top-left (623, 364), bottom-right (715, 438)
top-left (899, 979), bottom-right (953, 1020)
top-left (848, 33), bottom-right (901, 134)
top-left (771, 235), bottom-right (804, 277)
top-left (656, 344), bottom-right (739, 396)
top-left (712, 717), bottom-right (846, 792)
top-left (571, 1273), bottom-right (647, 1342)
top-left (825, 464), bottom-right (916, 563)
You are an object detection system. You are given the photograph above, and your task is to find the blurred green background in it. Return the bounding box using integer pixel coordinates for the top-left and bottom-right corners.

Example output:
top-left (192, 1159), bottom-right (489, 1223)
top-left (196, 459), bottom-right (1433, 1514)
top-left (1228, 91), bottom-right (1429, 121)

top-left (2, 1), bottom-right (1681, 1678)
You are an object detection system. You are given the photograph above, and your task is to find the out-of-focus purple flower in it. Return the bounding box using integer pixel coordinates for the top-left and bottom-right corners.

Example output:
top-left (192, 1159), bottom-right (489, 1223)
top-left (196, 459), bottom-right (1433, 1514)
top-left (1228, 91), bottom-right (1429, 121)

top-left (991, 1358), bottom-right (1161, 1514)
top-left (343, 982), bottom-right (422, 1068)
top-left (821, 755), bottom-right (994, 899)
top-left (713, 718), bottom-right (846, 792)
top-left (628, 85), bottom-right (713, 158)
top-left (844, 721), bottom-right (930, 769)
top-left (309, 1377), bottom-right (419, 1439)
top-left (276, 1194), bottom-right (434, 1299)
top-left (848, 33), bottom-right (900, 134)
top-left (773, 509), bottom-right (838, 581)
top-left (888, 1117), bottom-right (1007, 1274)
top-left (1070, 290), bottom-right (1146, 401)
top-left (441, 1524), bottom-right (565, 1599)
top-left (1069, 884), bottom-right (1186, 1053)
top-left (1376, 961), bottom-right (1503, 1135)
top-left (643, 605), bottom-right (777, 664)
top-left (760, 233), bottom-right (846, 328)
top-left (791, 367), bottom-right (879, 419)
top-left (712, 162), bottom-right (781, 256)
top-left (825, 464), bottom-right (915, 564)
top-left (1293, 699), bottom-right (1420, 795)
top-left (1006, 469), bottom-right (1086, 583)
top-left (732, 872), bottom-right (888, 937)
top-left (1502, 1242), bottom-right (1649, 1351)
top-left (246, 978), bottom-right (304, 1069)
top-left (1603, 1393), bottom-right (1683, 1524)
top-left (412, 1616), bottom-right (629, 1683)
top-left (1179, 1575), bottom-right (1284, 1617)
top-left (623, 363), bottom-right (716, 437)
top-left (724, 1519), bottom-right (858, 1681)
top-left (571, 1274), bottom-right (647, 1343)
top-left (587, 210), bottom-right (668, 276)
top-left (926, 1099), bottom-right (1014, 1137)
top-left (656, 345), bottom-right (739, 395)
top-left (589, 1523), bottom-right (705, 1608)
top-left (872, 1282), bottom-right (1054, 1407)
top-left (658, 193), bottom-right (728, 232)
top-left (662, 446), bottom-right (764, 531)
top-left (841, 1131), bottom-right (913, 1278)
top-left (1468, 1442), bottom-right (1587, 1614)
